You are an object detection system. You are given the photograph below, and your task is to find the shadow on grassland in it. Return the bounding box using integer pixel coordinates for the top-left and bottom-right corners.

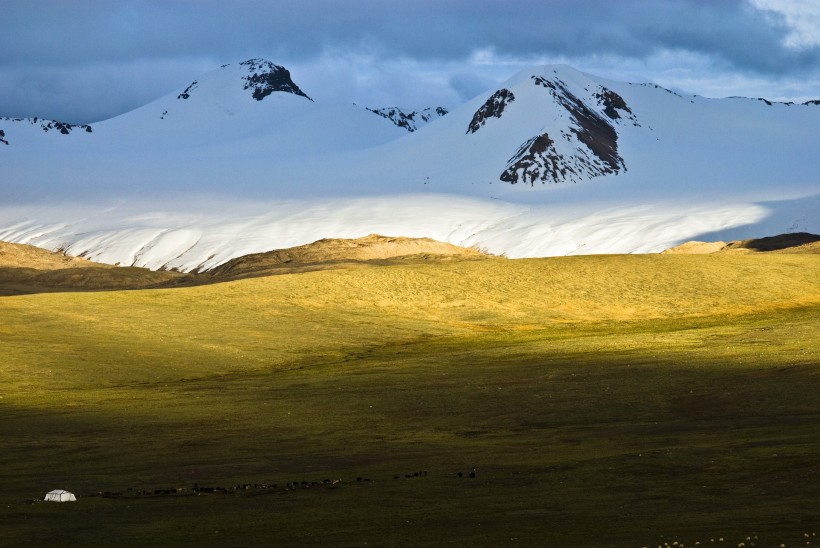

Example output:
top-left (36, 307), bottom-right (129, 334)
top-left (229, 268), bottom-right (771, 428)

top-left (3, 314), bottom-right (820, 547)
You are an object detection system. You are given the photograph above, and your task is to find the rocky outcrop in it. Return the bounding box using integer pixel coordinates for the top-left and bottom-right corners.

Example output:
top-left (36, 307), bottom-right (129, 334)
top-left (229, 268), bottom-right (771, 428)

top-left (239, 59), bottom-right (312, 102)
top-left (177, 80), bottom-right (198, 100)
top-left (500, 133), bottom-right (564, 185)
top-left (39, 120), bottom-right (93, 134)
top-left (366, 106), bottom-right (448, 132)
top-left (0, 117), bottom-right (93, 144)
top-left (175, 59), bottom-right (313, 102)
top-left (467, 89), bottom-right (515, 134)
top-left (594, 87), bottom-right (635, 122)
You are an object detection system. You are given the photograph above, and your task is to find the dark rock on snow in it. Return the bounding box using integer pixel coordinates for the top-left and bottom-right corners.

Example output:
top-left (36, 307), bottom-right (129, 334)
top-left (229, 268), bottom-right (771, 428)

top-left (240, 59), bottom-right (313, 102)
top-left (467, 89), bottom-right (515, 134)
top-left (366, 106), bottom-right (448, 132)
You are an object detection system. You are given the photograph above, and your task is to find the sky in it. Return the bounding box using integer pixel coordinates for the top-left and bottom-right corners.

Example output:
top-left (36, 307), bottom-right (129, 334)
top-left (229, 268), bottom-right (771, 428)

top-left (1, 0), bottom-right (819, 124)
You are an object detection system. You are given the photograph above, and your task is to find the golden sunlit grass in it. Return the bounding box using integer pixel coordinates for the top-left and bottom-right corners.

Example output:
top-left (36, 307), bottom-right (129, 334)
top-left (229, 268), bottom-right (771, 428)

top-left (1, 253), bottom-right (818, 546)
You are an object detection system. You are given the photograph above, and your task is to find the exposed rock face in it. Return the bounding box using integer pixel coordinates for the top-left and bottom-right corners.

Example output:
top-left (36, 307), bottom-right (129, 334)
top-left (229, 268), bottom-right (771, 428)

top-left (562, 95), bottom-right (622, 175)
top-left (239, 59), bottom-right (312, 102)
top-left (0, 129), bottom-right (7, 145)
top-left (500, 133), bottom-right (565, 185)
top-left (594, 88), bottom-right (634, 121)
top-left (804, 99), bottom-right (820, 106)
top-left (499, 75), bottom-right (626, 185)
top-left (467, 89), bottom-right (515, 134)
top-left (366, 106), bottom-right (448, 132)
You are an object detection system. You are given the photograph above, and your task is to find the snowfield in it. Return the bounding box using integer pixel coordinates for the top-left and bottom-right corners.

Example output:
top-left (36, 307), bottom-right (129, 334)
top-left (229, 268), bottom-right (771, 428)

top-left (1, 193), bottom-right (815, 272)
top-left (1, 60), bottom-right (818, 271)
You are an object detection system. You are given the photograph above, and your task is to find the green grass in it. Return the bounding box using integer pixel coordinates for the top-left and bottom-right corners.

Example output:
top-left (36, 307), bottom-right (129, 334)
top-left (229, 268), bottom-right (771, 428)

top-left (1, 254), bottom-right (819, 546)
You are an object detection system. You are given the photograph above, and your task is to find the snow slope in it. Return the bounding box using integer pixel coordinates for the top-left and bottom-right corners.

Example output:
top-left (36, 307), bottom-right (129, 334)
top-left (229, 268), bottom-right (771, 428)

top-left (1, 60), bottom-right (818, 271)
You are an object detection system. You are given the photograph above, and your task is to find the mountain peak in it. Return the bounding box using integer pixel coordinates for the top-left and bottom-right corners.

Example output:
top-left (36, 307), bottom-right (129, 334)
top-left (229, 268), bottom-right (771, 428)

top-left (500, 63), bottom-right (588, 88)
top-left (175, 58), bottom-right (313, 103)
top-left (464, 63), bottom-right (637, 186)
top-left (237, 59), bottom-right (313, 102)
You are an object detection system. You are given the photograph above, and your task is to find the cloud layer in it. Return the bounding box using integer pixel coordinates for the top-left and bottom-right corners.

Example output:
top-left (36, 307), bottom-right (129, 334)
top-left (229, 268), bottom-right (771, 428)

top-left (1, 0), bottom-right (818, 123)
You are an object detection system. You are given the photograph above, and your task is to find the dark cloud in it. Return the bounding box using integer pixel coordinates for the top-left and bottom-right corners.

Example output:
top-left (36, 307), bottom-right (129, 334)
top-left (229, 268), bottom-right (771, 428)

top-left (3, 0), bottom-right (811, 70)
top-left (1, 0), bottom-right (818, 123)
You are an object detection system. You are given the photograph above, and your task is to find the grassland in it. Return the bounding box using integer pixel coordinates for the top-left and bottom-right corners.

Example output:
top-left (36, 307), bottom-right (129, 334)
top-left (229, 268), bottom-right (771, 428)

top-left (1, 254), bottom-right (819, 546)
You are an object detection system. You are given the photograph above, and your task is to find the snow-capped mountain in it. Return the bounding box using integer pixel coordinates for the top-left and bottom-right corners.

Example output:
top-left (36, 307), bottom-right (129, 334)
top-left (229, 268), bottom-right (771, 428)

top-left (0, 58), bottom-right (406, 201)
top-left (1, 59), bottom-right (818, 271)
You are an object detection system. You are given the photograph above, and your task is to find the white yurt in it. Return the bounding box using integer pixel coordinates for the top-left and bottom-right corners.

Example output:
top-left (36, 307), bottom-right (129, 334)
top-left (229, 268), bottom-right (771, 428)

top-left (43, 489), bottom-right (76, 502)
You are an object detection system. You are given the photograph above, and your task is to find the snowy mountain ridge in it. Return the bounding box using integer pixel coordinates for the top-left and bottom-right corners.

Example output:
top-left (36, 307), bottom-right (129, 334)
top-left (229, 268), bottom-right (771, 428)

top-left (365, 106), bottom-right (449, 132)
top-left (0, 58), bottom-right (818, 272)
top-left (0, 116), bottom-right (93, 145)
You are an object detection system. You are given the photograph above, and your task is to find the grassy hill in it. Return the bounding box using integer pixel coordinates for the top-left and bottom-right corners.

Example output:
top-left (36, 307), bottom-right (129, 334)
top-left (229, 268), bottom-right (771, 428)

top-left (662, 232), bottom-right (820, 255)
top-left (0, 235), bottom-right (488, 295)
top-left (0, 241), bottom-right (184, 296)
top-left (1, 253), bottom-right (819, 546)
top-left (205, 233), bottom-right (488, 279)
